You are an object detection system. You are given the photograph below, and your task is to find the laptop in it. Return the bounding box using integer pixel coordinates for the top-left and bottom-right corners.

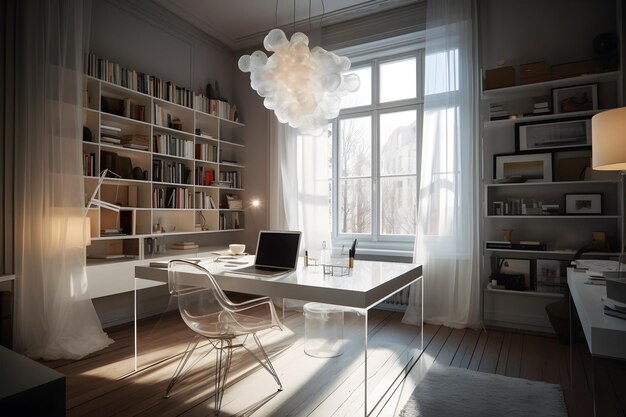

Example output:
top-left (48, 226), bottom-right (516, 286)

top-left (232, 230), bottom-right (302, 276)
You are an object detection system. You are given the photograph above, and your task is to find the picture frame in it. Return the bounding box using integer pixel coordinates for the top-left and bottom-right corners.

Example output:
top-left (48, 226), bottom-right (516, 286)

top-left (494, 152), bottom-right (552, 182)
top-left (552, 83), bottom-right (598, 114)
top-left (564, 193), bottom-right (602, 215)
top-left (515, 117), bottom-right (592, 152)
top-left (553, 149), bottom-right (591, 182)
top-left (535, 259), bottom-right (568, 294)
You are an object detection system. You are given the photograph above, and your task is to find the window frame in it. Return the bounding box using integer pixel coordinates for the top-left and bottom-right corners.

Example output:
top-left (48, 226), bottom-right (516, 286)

top-left (330, 44), bottom-right (425, 254)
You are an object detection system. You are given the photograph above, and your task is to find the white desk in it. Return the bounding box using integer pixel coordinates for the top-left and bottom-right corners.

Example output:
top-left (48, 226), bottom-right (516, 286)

top-left (567, 268), bottom-right (626, 360)
top-left (567, 268), bottom-right (626, 417)
top-left (135, 256), bottom-right (423, 416)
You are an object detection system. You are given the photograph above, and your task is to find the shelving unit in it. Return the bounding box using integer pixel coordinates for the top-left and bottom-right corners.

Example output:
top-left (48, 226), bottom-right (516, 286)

top-left (479, 69), bottom-right (623, 332)
top-left (82, 75), bottom-right (246, 263)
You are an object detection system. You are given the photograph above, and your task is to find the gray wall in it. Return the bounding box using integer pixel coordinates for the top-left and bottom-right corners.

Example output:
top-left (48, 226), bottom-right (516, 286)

top-left (479, 0), bottom-right (616, 74)
top-left (90, 0), bottom-right (234, 104)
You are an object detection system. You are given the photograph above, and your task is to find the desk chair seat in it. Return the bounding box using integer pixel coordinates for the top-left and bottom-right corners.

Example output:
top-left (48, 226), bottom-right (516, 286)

top-left (166, 260), bottom-right (283, 415)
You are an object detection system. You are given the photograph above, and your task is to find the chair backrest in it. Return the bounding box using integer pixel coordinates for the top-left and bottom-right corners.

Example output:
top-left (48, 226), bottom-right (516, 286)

top-left (167, 260), bottom-right (236, 336)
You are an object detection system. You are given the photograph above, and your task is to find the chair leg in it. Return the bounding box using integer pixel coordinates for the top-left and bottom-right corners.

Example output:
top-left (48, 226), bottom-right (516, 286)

top-left (165, 335), bottom-right (202, 398)
top-left (243, 333), bottom-right (283, 391)
top-left (214, 339), bottom-right (233, 416)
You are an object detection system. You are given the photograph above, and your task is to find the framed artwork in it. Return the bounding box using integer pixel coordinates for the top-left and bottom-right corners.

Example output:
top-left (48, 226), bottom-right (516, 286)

top-left (494, 152), bottom-right (552, 182)
top-left (552, 83), bottom-right (598, 114)
top-left (515, 117), bottom-right (592, 152)
top-left (564, 193), bottom-right (602, 215)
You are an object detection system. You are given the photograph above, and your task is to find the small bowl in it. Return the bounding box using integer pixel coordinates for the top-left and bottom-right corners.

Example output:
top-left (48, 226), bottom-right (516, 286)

top-left (229, 244), bottom-right (246, 255)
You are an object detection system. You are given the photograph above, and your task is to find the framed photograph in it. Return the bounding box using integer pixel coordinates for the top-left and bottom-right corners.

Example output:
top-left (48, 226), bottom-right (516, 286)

top-left (564, 193), bottom-right (602, 215)
top-left (535, 259), bottom-right (568, 294)
top-left (494, 152), bottom-right (552, 182)
top-left (553, 149), bottom-right (591, 182)
top-left (493, 201), bottom-right (504, 216)
top-left (552, 83), bottom-right (598, 114)
top-left (515, 117), bottom-right (592, 152)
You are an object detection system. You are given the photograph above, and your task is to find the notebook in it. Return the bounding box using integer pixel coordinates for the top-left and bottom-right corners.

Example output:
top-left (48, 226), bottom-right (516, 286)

top-left (232, 230), bottom-right (301, 276)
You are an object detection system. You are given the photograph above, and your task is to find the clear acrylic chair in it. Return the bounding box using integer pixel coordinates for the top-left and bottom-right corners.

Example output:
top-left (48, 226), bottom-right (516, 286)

top-left (165, 260), bottom-right (283, 415)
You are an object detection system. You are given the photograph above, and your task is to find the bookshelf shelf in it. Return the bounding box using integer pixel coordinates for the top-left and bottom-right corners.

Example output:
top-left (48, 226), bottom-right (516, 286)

top-left (83, 74), bottom-right (247, 261)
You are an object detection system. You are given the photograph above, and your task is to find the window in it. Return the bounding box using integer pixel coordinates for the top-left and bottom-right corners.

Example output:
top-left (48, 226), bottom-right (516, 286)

top-left (330, 43), bottom-right (424, 253)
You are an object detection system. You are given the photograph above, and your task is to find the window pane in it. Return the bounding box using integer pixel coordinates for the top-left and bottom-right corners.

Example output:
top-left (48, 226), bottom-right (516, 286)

top-left (380, 57), bottom-right (416, 103)
top-left (380, 110), bottom-right (417, 176)
top-left (339, 178), bottom-right (371, 234)
top-left (380, 176), bottom-right (416, 235)
top-left (339, 116), bottom-right (371, 177)
top-left (340, 66), bottom-right (372, 109)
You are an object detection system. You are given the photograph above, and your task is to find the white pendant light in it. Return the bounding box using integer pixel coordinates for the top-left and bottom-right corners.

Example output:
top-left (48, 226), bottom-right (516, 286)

top-left (238, 28), bottom-right (360, 135)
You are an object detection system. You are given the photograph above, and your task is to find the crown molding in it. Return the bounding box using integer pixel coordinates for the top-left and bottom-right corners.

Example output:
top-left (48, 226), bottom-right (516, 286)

top-left (321, 2), bottom-right (427, 51)
top-left (151, 0), bottom-right (422, 51)
top-left (104, 0), bottom-right (232, 53)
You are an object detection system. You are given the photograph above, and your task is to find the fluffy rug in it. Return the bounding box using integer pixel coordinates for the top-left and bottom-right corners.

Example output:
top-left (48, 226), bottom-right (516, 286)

top-left (398, 365), bottom-right (567, 417)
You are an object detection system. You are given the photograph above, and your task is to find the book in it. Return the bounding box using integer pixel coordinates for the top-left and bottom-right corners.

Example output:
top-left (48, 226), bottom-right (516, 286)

top-left (101, 136), bottom-right (121, 144)
top-left (485, 241), bottom-right (547, 251)
top-left (171, 242), bottom-right (199, 250)
top-left (604, 306), bottom-right (626, 320)
top-left (601, 296), bottom-right (626, 312)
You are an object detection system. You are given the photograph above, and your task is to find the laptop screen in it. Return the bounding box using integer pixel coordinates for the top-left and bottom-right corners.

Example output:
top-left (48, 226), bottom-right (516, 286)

top-left (255, 231), bottom-right (301, 269)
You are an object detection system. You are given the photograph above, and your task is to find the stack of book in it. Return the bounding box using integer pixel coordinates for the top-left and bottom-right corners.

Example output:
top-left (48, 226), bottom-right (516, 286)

top-left (83, 152), bottom-right (96, 176)
top-left (101, 125), bottom-right (122, 144)
top-left (602, 296), bottom-right (626, 320)
top-left (195, 166), bottom-right (215, 186)
top-left (531, 95), bottom-right (551, 115)
top-left (489, 103), bottom-right (510, 121)
top-left (153, 134), bottom-right (193, 158)
top-left (170, 242), bottom-right (199, 250)
top-left (485, 240), bottom-right (547, 251)
top-left (122, 134), bottom-right (149, 151)
top-left (101, 227), bottom-right (125, 237)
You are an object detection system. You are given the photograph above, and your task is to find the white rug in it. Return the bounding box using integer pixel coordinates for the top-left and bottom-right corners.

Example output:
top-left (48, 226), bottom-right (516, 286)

top-left (398, 365), bottom-right (567, 417)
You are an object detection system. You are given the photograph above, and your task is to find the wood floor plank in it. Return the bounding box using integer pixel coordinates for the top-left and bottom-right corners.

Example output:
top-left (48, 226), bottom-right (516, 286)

top-left (477, 330), bottom-right (504, 374)
top-left (434, 328), bottom-right (465, 367)
top-left (495, 331), bottom-right (512, 375)
top-left (467, 330), bottom-right (487, 371)
top-left (504, 332), bottom-right (524, 378)
top-left (449, 328), bottom-right (480, 369)
top-left (42, 312), bottom-right (626, 417)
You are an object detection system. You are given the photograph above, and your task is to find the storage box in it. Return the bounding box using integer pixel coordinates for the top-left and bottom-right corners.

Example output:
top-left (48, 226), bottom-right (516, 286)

top-left (520, 62), bottom-right (551, 85)
top-left (551, 60), bottom-right (595, 80)
top-left (484, 66), bottom-right (515, 90)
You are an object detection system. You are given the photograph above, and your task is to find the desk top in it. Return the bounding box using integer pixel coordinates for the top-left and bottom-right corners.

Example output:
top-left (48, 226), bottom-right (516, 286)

top-left (568, 268), bottom-right (626, 360)
top-left (135, 257), bottom-right (422, 310)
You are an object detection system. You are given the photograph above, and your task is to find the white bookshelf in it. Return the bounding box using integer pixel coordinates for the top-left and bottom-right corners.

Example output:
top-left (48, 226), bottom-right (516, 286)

top-left (82, 75), bottom-right (246, 263)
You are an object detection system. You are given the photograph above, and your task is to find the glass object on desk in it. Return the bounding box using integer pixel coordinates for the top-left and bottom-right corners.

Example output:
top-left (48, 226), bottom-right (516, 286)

top-left (323, 264), bottom-right (350, 276)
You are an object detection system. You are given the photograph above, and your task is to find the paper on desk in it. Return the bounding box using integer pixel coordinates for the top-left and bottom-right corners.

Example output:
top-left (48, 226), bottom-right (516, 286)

top-left (573, 259), bottom-right (626, 278)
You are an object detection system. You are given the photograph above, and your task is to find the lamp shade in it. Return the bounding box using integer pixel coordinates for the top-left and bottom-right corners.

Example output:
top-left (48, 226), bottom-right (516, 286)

top-left (592, 107), bottom-right (626, 170)
top-left (66, 216), bottom-right (91, 247)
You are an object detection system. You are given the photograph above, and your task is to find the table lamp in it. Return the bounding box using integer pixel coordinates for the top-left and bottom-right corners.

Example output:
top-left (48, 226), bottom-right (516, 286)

top-left (592, 106), bottom-right (626, 274)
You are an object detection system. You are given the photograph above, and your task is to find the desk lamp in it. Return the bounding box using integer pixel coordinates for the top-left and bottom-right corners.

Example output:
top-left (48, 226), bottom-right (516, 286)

top-left (592, 107), bottom-right (626, 274)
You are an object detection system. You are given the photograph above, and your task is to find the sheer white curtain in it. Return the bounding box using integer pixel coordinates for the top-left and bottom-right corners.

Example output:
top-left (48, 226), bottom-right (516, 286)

top-left (14, 0), bottom-right (113, 359)
top-left (403, 0), bottom-right (480, 329)
top-left (269, 119), bottom-right (331, 256)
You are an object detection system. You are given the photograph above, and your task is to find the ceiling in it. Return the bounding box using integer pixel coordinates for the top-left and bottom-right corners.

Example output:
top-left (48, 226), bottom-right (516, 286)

top-left (153, 0), bottom-right (420, 50)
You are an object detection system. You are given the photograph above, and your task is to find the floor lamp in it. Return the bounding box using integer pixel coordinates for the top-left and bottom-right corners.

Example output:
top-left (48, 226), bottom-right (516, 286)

top-left (592, 107), bottom-right (626, 273)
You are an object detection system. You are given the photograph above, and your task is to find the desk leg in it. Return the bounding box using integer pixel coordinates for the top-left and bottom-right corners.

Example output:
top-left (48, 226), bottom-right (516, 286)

top-left (364, 309), bottom-right (369, 417)
top-left (569, 292), bottom-right (573, 385)
top-left (134, 277), bottom-right (137, 372)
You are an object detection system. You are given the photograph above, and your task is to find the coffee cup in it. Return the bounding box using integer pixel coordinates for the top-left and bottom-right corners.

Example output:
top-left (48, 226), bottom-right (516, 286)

top-left (229, 244), bottom-right (245, 255)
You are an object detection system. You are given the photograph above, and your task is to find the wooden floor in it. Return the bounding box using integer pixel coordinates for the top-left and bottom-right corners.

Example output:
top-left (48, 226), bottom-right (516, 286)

top-left (40, 309), bottom-right (625, 417)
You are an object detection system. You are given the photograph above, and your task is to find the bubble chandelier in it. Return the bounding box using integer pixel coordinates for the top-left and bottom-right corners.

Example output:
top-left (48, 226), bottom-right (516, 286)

top-left (238, 26), bottom-right (360, 136)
